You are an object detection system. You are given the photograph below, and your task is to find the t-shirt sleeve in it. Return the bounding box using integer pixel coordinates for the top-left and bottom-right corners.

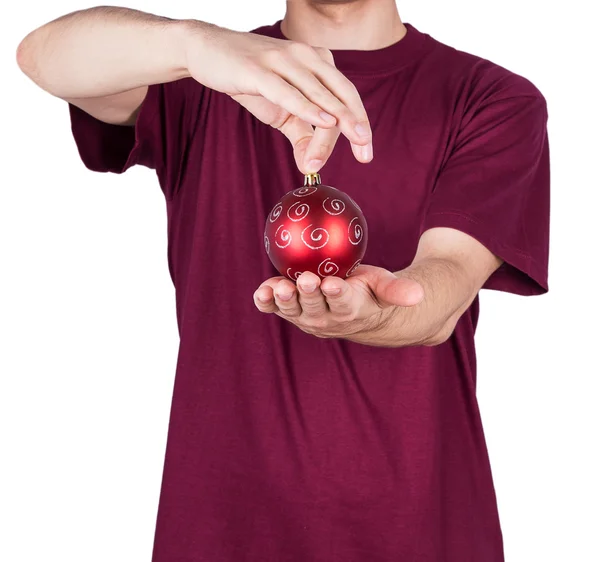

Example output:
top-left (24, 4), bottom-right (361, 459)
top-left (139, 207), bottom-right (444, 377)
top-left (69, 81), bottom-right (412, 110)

top-left (421, 70), bottom-right (550, 296)
top-left (68, 77), bottom-right (204, 200)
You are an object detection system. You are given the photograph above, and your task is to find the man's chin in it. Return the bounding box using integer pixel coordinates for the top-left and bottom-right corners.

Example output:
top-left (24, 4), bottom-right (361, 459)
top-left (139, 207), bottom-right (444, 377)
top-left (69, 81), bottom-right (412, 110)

top-left (309, 0), bottom-right (364, 5)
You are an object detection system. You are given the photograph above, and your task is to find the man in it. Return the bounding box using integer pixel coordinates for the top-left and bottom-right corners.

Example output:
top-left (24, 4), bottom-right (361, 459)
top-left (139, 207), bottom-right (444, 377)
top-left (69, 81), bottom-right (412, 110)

top-left (16, 0), bottom-right (549, 560)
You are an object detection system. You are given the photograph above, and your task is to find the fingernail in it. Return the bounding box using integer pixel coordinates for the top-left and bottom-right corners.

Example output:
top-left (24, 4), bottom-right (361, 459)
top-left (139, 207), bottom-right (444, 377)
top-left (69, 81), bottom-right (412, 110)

top-left (306, 159), bottom-right (323, 172)
top-left (323, 287), bottom-right (341, 296)
top-left (257, 295), bottom-right (270, 303)
top-left (361, 143), bottom-right (373, 161)
top-left (277, 292), bottom-right (293, 301)
top-left (301, 283), bottom-right (317, 293)
top-left (355, 123), bottom-right (370, 138)
top-left (320, 111), bottom-right (336, 124)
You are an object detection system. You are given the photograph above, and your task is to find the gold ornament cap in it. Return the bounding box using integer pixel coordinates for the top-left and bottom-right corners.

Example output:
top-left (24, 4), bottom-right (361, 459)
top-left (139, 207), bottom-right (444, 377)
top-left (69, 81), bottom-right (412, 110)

top-left (304, 173), bottom-right (321, 186)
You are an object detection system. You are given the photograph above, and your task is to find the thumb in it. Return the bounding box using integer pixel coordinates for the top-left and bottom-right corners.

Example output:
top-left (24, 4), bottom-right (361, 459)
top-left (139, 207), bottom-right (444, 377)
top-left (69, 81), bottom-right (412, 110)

top-left (372, 272), bottom-right (425, 308)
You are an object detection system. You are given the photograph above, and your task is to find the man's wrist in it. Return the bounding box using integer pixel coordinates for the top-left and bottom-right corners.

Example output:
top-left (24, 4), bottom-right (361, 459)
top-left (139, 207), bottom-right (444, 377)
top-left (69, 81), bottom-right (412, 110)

top-left (176, 19), bottom-right (223, 81)
top-left (166, 19), bottom-right (200, 80)
top-left (346, 305), bottom-right (447, 348)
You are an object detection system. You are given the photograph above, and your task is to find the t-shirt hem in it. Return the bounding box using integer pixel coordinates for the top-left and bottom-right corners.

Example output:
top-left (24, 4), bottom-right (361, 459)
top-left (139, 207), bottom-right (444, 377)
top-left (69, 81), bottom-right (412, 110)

top-left (67, 85), bottom-right (161, 176)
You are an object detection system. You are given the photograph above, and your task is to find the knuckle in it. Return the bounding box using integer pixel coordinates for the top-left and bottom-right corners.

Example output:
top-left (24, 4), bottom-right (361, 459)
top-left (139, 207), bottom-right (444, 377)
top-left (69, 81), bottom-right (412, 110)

top-left (287, 41), bottom-right (315, 58)
top-left (298, 98), bottom-right (318, 116)
top-left (306, 86), bottom-right (330, 103)
top-left (281, 306), bottom-right (302, 318)
top-left (331, 306), bottom-right (354, 321)
top-left (337, 308), bottom-right (357, 322)
top-left (316, 142), bottom-right (333, 156)
top-left (302, 303), bottom-right (325, 318)
top-left (270, 109), bottom-right (293, 131)
top-left (245, 60), bottom-right (264, 75)
top-left (260, 48), bottom-right (282, 66)
top-left (334, 106), bottom-right (356, 124)
top-left (357, 117), bottom-right (371, 130)
top-left (347, 108), bottom-right (365, 124)
top-left (315, 46), bottom-right (334, 62)
top-left (345, 81), bottom-right (360, 99)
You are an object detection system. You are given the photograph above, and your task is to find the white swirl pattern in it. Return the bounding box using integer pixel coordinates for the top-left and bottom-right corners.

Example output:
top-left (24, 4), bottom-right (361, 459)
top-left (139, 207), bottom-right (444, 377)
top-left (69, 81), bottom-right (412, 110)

top-left (264, 235), bottom-right (270, 254)
top-left (286, 268), bottom-right (302, 281)
top-left (345, 259), bottom-right (362, 277)
top-left (287, 201), bottom-right (310, 222)
top-left (317, 258), bottom-right (339, 277)
top-left (301, 224), bottom-right (329, 250)
top-left (269, 203), bottom-right (283, 223)
top-left (348, 217), bottom-right (363, 245)
top-left (292, 186), bottom-right (318, 197)
top-left (322, 197), bottom-right (345, 215)
top-left (275, 225), bottom-right (292, 248)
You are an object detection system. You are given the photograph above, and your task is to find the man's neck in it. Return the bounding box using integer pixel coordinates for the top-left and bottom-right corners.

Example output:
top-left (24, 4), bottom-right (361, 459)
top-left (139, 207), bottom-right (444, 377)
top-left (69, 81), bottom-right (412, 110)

top-left (281, 0), bottom-right (405, 51)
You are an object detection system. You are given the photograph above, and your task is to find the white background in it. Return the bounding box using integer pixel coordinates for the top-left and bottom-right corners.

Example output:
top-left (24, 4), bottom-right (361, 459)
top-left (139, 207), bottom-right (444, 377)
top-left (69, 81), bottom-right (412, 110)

top-left (1, 1), bottom-right (598, 561)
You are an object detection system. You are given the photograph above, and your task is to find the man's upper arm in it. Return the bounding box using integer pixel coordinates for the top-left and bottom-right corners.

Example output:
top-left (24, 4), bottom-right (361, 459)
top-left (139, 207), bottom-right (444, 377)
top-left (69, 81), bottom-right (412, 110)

top-left (64, 86), bottom-right (148, 126)
top-left (415, 227), bottom-right (503, 295)
top-left (421, 69), bottom-right (550, 296)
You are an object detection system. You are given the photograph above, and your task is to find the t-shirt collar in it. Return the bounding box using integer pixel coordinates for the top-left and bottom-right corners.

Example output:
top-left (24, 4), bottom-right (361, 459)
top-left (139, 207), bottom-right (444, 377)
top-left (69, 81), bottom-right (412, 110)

top-left (255, 20), bottom-right (431, 76)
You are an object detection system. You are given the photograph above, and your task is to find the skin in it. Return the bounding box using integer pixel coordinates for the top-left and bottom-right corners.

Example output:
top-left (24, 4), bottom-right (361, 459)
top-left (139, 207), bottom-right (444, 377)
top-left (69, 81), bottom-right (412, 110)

top-left (255, 2), bottom-right (502, 346)
top-left (16, 0), bottom-right (503, 347)
top-left (16, 3), bottom-right (380, 172)
top-left (255, 228), bottom-right (501, 347)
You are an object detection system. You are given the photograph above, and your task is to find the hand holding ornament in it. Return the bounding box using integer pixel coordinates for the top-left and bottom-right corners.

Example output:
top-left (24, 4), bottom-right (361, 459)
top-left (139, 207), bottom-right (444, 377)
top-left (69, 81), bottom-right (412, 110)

top-left (184, 22), bottom-right (373, 172)
top-left (253, 264), bottom-right (424, 341)
top-left (256, 174), bottom-right (424, 341)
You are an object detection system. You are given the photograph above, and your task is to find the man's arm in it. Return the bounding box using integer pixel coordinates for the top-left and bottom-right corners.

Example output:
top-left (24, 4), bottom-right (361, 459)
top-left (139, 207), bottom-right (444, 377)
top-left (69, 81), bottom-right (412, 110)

top-left (16, 7), bottom-right (191, 125)
top-left (345, 228), bottom-right (502, 346)
top-left (253, 227), bottom-right (502, 347)
top-left (16, 6), bottom-right (372, 168)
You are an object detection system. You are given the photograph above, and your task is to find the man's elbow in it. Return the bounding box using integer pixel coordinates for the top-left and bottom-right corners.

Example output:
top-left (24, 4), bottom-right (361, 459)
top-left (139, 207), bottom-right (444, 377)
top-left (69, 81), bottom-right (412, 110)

top-left (16, 35), bottom-right (31, 73)
top-left (16, 32), bottom-right (39, 80)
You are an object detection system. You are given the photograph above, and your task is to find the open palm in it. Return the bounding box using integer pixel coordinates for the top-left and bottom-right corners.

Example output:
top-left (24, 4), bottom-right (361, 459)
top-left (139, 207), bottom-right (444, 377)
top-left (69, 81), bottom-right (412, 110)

top-left (253, 265), bottom-right (424, 339)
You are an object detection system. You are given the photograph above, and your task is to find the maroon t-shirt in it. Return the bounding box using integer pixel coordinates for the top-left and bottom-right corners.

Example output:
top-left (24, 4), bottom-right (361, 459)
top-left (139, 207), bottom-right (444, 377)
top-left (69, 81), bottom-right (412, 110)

top-left (69, 21), bottom-right (550, 562)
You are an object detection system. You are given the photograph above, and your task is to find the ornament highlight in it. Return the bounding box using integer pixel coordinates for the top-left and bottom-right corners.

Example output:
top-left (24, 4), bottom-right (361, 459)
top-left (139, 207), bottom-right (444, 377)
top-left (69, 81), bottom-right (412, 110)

top-left (264, 173), bottom-right (368, 280)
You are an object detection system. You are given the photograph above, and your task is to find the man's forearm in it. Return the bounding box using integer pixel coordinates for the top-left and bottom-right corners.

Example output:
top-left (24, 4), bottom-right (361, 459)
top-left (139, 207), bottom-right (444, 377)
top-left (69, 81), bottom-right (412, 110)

top-left (16, 6), bottom-right (202, 98)
top-left (347, 257), bottom-right (480, 348)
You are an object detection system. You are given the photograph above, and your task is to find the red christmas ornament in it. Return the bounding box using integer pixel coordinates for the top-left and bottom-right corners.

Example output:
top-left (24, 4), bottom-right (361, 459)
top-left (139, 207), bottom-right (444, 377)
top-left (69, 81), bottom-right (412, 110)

top-left (264, 173), bottom-right (368, 281)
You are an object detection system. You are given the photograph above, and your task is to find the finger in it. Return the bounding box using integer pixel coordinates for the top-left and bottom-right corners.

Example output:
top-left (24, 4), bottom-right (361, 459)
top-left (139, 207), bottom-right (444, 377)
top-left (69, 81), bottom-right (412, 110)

top-left (349, 138), bottom-right (373, 164)
top-left (278, 115), bottom-right (315, 173)
top-left (253, 284), bottom-right (278, 313)
top-left (296, 271), bottom-right (328, 317)
top-left (320, 276), bottom-right (356, 317)
top-left (372, 272), bottom-right (425, 308)
top-left (287, 51), bottom-right (372, 162)
top-left (313, 46), bottom-right (336, 66)
top-left (269, 44), bottom-right (372, 155)
top-left (302, 45), bottom-right (370, 144)
top-left (303, 125), bottom-right (341, 173)
top-left (308, 58), bottom-right (373, 160)
top-left (232, 95), bottom-right (336, 174)
top-left (232, 93), bottom-right (289, 129)
top-left (273, 279), bottom-right (302, 317)
top-left (273, 62), bottom-right (370, 149)
top-left (256, 72), bottom-right (337, 130)
top-left (312, 47), bottom-right (368, 167)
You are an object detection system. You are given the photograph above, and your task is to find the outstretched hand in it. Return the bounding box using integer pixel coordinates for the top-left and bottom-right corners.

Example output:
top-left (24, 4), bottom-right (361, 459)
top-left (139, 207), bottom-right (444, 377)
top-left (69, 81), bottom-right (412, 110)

top-left (253, 265), bottom-right (424, 339)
